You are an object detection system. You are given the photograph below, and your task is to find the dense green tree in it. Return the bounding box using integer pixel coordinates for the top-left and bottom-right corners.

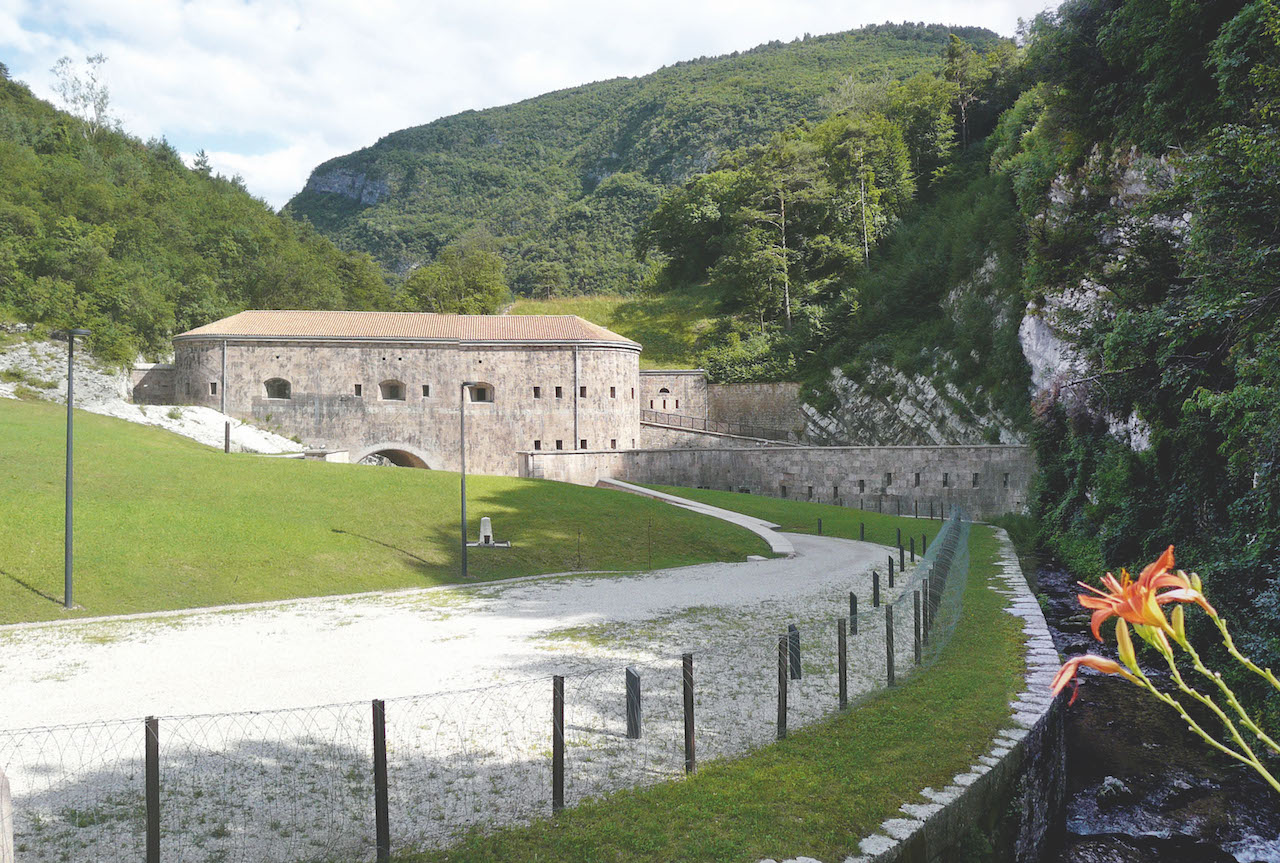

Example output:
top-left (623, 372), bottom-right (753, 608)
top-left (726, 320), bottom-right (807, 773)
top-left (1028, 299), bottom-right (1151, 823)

top-left (398, 232), bottom-right (510, 314)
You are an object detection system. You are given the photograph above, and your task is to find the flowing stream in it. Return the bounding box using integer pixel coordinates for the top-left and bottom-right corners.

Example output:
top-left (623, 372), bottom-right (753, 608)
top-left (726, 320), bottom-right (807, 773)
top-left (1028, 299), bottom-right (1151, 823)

top-left (1035, 565), bottom-right (1280, 862)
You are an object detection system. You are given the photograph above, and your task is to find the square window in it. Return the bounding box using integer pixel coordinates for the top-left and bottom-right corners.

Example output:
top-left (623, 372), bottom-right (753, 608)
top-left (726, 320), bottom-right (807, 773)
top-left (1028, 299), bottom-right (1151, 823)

top-left (422, 384), bottom-right (430, 397)
top-left (579, 385), bottom-right (587, 397)
top-left (580, 439), bottom-right (587, 449)
top-left (354, 384), bottom-right (363, 397)
top-left (610, 386), bottom-right (616, 398)
top-left (533, 386), bottom-right (541, 398)
top-left (555, 440), bottom-right (563, 450)
top-left (555, 386), bottom-right (563, 399)
top-left (471, 386), bottom-right (492, 402)
top-left (209, 382), bottom-right (218, 396)
top-left (534, 440), bottom-right (542, 450)
top-left (610, 439), bottom-right (617, 449)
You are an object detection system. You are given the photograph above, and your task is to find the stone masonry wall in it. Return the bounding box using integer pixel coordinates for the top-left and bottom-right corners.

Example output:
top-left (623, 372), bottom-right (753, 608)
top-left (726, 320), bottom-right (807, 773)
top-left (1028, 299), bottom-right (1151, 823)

top-left (639, 370), bottom-right (707, 417)
top-left (520, 444), bottom-right (1034, 519)
top-left (708, 382), bottom-right (804, 435)
top-left (130, 364), bottom-right (176, 405)
top-left (637, 422), bottom-right (794, 450)
top-left (174, 339), bottom-right (641, 476)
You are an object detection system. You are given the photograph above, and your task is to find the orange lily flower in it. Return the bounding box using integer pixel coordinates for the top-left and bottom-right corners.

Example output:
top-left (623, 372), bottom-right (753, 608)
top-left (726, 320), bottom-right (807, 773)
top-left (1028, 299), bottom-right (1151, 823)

top-left (1050, 655), bottom-right (1137, 704)
top-left (1077, 546), bottom-right (1217, 641)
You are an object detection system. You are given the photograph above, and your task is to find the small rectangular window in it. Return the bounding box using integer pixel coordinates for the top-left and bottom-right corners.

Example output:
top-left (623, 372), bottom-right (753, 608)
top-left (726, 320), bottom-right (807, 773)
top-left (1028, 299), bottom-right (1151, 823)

top-left (884, 472), bottom-right (892, 487)
top-left (610, 439), bottom-right (617, 449)
top-left (833, 485), bottom-right (839, 498)
top-left (534, 440), bottom-right (542, 450)
top-left (209, 382), bottom-right (218, 395)
top-left (422, 384), bottom-right (431, 397)
top-left (973, 472), bottom-right (980, 487)
top-left (555, 439), bottom-right (563, 450)
top-left (580, 439), bottom-right (587, 450)
top-left (631, 438), bottom-right (635, 448)
top-left (914, 472), bottom-right (920, 488)
top-left (649, 399), bottom-right (654, 408)
top-left (354, 384), bottom-right (363, 396)
top-left (610, 386), bottom-right (616, 398)
top-left (859, 479), bottom-right (866, 494)
top-left (807, 486), bottom-right (814, 500)
top-left (533, 386), bottom-right (541, 399)
top-left (675, 399), bottom-right (680, 409)
top-left (1004, 472), bottom-right (1010, 488)
top-left (781, 484), bottom-right (788, 498)
top-left (555, 386), bottom-right (563, 399)
top-left (943, 472), bottom-right (949, 488)
top-left (471, 387), bottom-right (490, 402)
top-left (630, 387), bottom-right (635, 398)
top-left (579, 385), bottom-right (587, 397)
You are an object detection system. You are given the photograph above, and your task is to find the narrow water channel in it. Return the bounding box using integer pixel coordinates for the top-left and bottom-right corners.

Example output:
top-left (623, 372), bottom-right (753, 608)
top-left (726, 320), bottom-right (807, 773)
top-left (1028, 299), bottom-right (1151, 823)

top-left (1034, 565), bottom-right (1280, 863)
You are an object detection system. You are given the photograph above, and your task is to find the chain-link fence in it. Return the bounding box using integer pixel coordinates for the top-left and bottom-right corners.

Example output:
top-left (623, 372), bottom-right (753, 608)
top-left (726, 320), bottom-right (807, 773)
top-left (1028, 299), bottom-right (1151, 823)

top-left (0, 514), bottom-right (970, 862)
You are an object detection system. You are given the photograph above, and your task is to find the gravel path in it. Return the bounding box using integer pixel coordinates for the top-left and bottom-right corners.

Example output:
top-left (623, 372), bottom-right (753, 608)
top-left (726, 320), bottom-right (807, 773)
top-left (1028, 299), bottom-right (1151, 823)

top-left (0, 533), bottom-right (929, 862)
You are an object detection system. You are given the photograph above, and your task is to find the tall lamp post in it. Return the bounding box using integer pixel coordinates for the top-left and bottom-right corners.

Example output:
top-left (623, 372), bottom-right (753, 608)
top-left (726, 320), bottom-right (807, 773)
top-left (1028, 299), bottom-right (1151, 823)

top-left (460, 381), bottom-right (477, 578)
top-left (64, 328), bottom-right (90, 609)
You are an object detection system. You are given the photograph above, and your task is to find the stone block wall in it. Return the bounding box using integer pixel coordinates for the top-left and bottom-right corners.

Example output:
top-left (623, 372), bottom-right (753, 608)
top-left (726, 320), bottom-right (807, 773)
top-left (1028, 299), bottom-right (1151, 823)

top-left (708, 382), bottom-right (804, 435)
top-left (130, 364), bottom-right (176, 405)
top-left (637, 422), bottom-right (795, 450)
top-left (521, 444), bottom-right (1034, 519)
top-left (639, 370), bottom-right (707, 417)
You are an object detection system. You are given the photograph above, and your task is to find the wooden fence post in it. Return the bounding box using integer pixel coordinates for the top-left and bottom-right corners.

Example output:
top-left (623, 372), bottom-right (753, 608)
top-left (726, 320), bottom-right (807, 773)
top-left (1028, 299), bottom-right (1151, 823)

top-left (682, 653), bottom-right (695, 775)
top-left (625, 667), bottom-right (642, 740)
top-left (849, 591), bottom-right (858, 635)
top-left (373, 700), bottom-right (390, 861)
top-left (777, 635), bottom-right (788, 740)
top-left (787, 624), bottom-right (801, 680)
top-left (552, 676), bottom-right (565, 812)
top-left (838, 618), bottom-right (848, 710)
top-left (872, 570), bottom-right (880, 608)
top-left (145, 716), bottom-right (159, 863)
top-left (885, 605), bottom-right (896, 687)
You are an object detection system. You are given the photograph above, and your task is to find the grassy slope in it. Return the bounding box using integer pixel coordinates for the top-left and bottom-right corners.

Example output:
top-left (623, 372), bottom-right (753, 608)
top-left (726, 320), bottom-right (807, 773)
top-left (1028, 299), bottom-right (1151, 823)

top-left (0, 400), bottom-right (768, 624)
top-left (508, 284), bottom-right (721, 369)
top-left (645, 484), bottom-right (944, 549)
top-left (399, 518), bottom-right (1023, 862)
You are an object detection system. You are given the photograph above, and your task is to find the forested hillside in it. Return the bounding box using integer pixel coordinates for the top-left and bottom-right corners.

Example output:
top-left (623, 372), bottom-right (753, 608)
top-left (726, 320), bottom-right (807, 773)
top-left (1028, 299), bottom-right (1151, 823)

top-left (285, 23), bottom-right (1002, 295)
top-left (0, 67), bottom-right (391, 363)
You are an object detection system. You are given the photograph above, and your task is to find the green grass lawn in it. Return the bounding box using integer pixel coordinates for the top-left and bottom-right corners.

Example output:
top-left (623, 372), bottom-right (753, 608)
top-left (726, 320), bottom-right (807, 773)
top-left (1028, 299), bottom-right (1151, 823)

top-left (644, 484), bottom-right (944, 550)
top-left (397, 522), bottom-right (1023, 863)
top-left (0, 400), bottom-right (769, 624)
top-left (508, 285), bottom-right (721, 370)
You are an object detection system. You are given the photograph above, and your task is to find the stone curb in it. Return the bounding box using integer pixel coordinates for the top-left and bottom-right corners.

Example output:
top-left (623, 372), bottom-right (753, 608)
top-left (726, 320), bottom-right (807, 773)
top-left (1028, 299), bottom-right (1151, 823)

top-left (762, 526), bottom-right (1060, 863)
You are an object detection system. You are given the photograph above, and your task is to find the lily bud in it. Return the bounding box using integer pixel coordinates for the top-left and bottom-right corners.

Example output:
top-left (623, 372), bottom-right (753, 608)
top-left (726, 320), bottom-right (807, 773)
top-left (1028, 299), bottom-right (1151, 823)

top-left (1172, 605), bottom-right (1186, 642)
top-left (1116, 619), bottom-right (1138, 672)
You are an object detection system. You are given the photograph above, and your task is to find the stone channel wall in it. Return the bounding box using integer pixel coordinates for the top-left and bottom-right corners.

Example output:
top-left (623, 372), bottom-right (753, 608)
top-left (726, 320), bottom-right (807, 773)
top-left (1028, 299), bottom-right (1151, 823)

top-left (520, 445), bottom-right (1034, 519)
top-left (815, 527), bottom-right (1067, 863)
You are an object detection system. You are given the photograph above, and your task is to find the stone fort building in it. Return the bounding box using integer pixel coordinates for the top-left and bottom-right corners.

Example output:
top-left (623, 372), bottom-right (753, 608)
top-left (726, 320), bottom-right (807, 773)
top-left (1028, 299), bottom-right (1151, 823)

top-left (169, 310), bottom-right (641, 474)
top-left (137, 308), bottom-right (1034, 517)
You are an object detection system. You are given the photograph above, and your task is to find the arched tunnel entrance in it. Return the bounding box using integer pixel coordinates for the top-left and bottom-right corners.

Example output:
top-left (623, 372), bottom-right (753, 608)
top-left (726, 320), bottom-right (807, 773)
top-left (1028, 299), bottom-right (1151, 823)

top-left (358, 449), bottom-right (431, 469)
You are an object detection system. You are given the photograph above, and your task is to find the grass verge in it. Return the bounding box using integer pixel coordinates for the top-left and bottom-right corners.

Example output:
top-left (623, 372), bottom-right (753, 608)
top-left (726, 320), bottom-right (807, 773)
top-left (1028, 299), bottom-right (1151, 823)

top-left (396, 523), bottom-right (1024, 863)
top-left (644, 484), bottom-right (944, 550)
top-left (0, 400), bottom-right (768, 624)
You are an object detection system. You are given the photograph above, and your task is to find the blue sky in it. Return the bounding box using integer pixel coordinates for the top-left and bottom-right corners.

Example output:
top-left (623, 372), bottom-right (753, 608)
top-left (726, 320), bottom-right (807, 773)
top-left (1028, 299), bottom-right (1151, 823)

top-left (0, 0), bottom-right (1055, 209)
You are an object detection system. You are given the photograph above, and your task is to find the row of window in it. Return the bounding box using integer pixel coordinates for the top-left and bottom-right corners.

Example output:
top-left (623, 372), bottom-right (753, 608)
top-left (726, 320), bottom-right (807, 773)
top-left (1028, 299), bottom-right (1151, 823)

top-left (531, 438), bottom-right (633, 451)
top-left (777, 472), bottom-right (1012, 500)
top-left (252, 379), bottom-right (636, 404)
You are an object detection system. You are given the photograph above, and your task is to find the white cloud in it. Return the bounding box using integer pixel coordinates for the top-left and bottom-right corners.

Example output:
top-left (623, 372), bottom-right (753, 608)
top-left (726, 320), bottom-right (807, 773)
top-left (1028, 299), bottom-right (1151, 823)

top-left (0, 0), bottom-right (1055, 208)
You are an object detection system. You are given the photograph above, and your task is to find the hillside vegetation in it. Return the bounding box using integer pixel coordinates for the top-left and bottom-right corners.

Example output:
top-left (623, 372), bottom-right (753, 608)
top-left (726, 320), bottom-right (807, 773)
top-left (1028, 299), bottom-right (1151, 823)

top-left (0, 65), bottom-right (391, 364)
top-left (0, 399), bottom-right (768, 624)
top-left (286, 23), bottom-right (1002, 295)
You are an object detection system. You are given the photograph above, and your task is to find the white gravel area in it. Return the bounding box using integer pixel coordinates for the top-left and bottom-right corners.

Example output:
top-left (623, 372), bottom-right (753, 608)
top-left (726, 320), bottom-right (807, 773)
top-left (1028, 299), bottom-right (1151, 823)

top-left (0, 532), bottom-right (932, 862)
top-left (0, 334), bottom-right (300, 454)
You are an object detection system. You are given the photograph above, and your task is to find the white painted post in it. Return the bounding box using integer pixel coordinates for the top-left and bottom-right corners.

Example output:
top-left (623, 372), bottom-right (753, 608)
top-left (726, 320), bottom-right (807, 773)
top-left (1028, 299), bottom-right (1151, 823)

top-left (0, 766), bottom-right (13, 863)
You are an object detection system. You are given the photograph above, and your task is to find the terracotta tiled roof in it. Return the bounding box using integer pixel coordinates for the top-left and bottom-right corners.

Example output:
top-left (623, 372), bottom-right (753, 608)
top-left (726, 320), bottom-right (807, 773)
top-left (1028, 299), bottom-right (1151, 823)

top-left (175, 310), bottom-right (640, 347)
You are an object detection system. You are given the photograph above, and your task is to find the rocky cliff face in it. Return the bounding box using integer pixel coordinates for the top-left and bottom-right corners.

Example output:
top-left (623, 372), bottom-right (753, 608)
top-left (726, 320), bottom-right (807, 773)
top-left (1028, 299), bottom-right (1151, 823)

top-left (304, 169), bottom-right (389, 206)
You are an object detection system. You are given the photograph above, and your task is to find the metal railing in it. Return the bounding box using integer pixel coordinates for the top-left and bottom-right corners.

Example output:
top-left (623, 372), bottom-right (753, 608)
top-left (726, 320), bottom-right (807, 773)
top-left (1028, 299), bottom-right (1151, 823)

top-left (640, 409), bottom-right (794, 442)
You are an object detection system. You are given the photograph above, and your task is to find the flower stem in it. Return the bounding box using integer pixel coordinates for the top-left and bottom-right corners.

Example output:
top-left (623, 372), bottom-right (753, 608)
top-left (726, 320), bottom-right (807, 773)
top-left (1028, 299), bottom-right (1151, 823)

top-left (1177, 633), bottom-right (1280, 757)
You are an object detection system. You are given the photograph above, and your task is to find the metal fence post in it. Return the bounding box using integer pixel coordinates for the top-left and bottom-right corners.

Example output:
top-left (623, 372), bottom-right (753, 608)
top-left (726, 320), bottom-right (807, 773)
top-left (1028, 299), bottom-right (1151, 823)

top-left (145, 716), bottom-right (159, 863)
top-left (888, 555), bottom-right (895, 587)
top-left (885, 605), bottom-right (896, 687)
top-left (223, 420), bottom-right (230, 454)
top-left (373, 700), bottom-right (390, 861)
top-left (625, 667), bottom-right (642, 739)
top-left (922, 576), bottom-right (931, 644)
top-left (787, 624), bottom-right (801, 680)
top-left (860, 521), bottom-right (865, 541)
top-left (777, 635), bottom-right (788, 740)
top-left (682, 653), bottom-right (695, 774)
top-left (552, 676), bottom-right (565, 812)
top-left (873, 570), bottom-right (880, 608)
top-left (910, 536), bottom-right (916, 563)
top-left (817, 517), bottom-right (823, 536)
top-left (922, 533), bottom-right (927, 555)
top-left (0, 767), bottom-right (11, 863)
top-left (849, 591), bottom-right (858, 635)
top-left (838, 618), bottom-right (848, 710)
